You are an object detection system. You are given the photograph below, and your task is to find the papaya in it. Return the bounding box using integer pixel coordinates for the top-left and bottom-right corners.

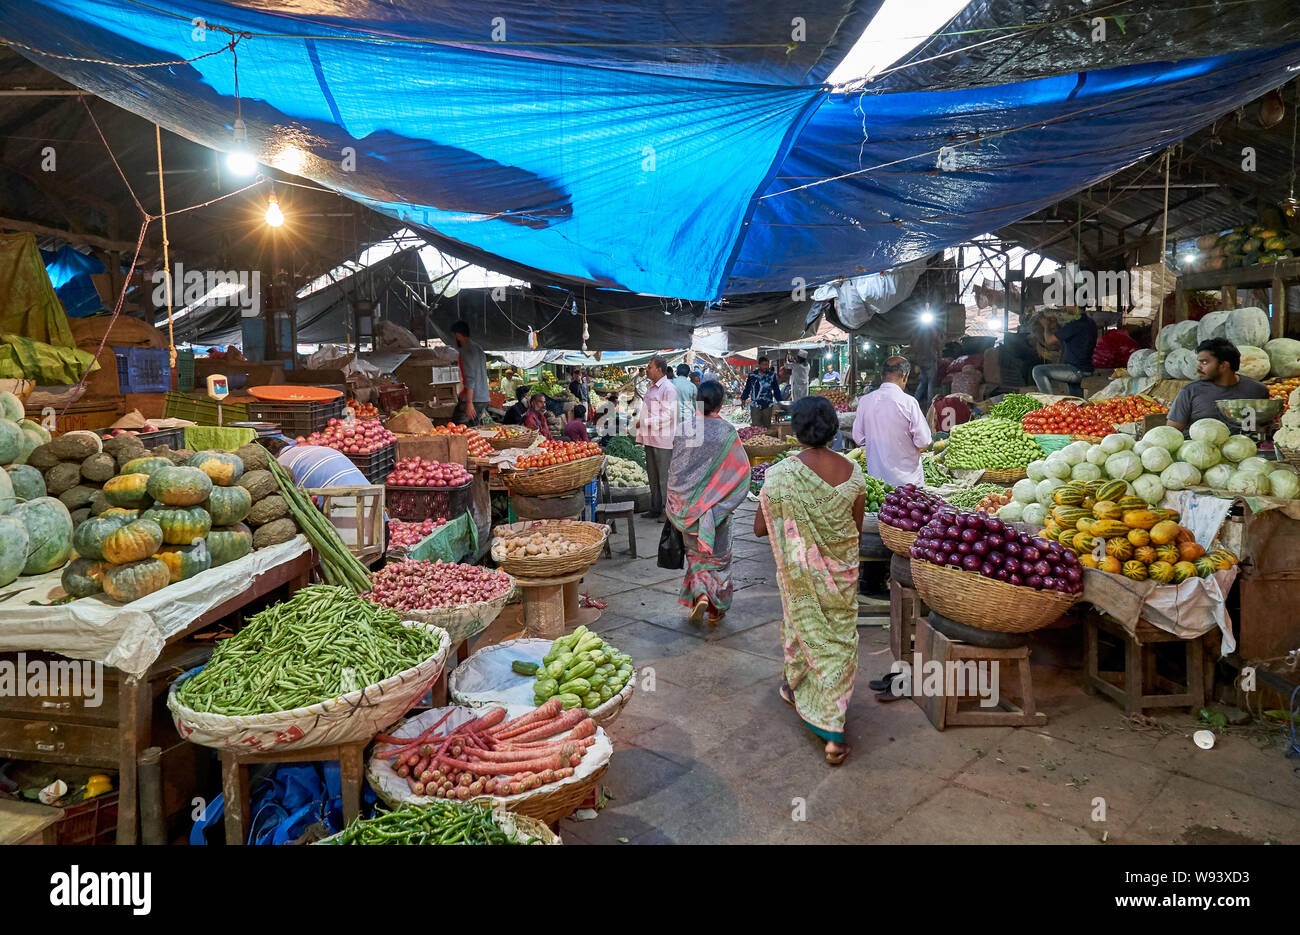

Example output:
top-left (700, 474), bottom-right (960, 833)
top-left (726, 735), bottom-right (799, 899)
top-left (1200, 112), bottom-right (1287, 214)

top-left (1178, 541), bottom-right (1206, 561)
top-left (1122, 509), bottom-right (1160, 531)
top-left (1100, 556), bottom-right (1123, 574)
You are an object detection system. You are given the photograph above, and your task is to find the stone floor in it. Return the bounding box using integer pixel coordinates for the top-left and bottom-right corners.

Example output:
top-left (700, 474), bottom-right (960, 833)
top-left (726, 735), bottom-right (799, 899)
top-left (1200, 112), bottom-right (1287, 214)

top-left (557, 500), bottom-right (1300, 845)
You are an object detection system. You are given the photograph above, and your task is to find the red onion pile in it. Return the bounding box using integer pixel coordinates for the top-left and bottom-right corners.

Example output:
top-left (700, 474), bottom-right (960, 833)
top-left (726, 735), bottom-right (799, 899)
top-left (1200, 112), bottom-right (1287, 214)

top-left (909, 507), bottom-right (1082, 594)
top-left (387, 457), bottom-right (473, 488)
top-left (299, 418), bottom-right (396, 455)
top-left (366, 560), bottom-right (512, 610)
top-left (737, 426), bottom-right (773, 441)
top-left (388, 518), bottom-right (448, 548)
top-left (878, 484), bottom-right (946, 531)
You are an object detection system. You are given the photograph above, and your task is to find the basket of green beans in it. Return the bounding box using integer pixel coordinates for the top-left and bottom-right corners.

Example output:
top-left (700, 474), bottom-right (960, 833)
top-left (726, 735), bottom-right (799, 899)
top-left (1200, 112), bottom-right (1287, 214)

top-left (168, 585), bottom-right (451, 752)
top-left (319, 802), bottom-right (558, 845)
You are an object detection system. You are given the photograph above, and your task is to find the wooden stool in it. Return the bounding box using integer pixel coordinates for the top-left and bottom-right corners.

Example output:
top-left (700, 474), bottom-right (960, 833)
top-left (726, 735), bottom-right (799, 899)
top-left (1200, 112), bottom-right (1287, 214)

top-left (596, 501), bottom-right (637, 558)
top-left (913, 617), bottom-right (1047, 730)
top-left (888, 580), bottom-right (926, 661)
top-left (1084, 615), bottom-right (1207, 714)
top-left (500, 570), bottom-right (602, 639)
top-left (219, 741), bottom-right (366, 845)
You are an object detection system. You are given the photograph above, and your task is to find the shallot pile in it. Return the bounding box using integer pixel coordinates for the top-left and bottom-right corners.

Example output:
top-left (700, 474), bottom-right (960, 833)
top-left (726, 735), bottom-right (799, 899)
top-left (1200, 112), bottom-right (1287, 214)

top-left (299, 418), bottom-right (396, 455)
top-left (388, 518), bottom-right (448, 549)
top-left (387, 457), bottom-right (473, 487)
top-left (737, 426), bottom-right (774, 441)
top-left (367, 559), bottom-right (512, 610)
top-left (878, 483), bottom-right (946, 531)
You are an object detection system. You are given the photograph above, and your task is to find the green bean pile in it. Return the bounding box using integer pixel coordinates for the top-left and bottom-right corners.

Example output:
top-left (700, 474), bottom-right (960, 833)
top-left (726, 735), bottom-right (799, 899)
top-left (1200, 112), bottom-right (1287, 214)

top-left (332, 802), bottom-right (539, 845)
top-left (176, 585), bottom-right (443, 716)
top-left (988, 393), bottom-right (1043, 421)
top-left (921, 453), bottom-right (952, 487)
top-left (943, 483), bottom-right (1009, 511)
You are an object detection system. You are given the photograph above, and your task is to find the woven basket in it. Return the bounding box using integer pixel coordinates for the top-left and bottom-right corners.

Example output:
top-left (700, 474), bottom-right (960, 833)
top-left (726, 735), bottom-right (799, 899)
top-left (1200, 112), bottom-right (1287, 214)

top-left (742, 439), bottom-right (787, 459)
top-left (484, 429), bottom-right (537, 451)
top-left (503, 455), bottom-right (604, 496)
top-left (909, 558), bottom-right (1077, 633)
top-left (980, 466), bottom-right (1028, 485)
top-left (491, 521), bottom-right (608, 577)
top-left (367, 704), bottom-right (613, 826)
top-left (167, 623), bottom-right (451, 752)
top-left (316, 808), bottom-right (561, 845)
top-left (878, 520), bottom-right (917, 557)
top-left (395, 576), bottom-right (516, 644)
top-left (1278, 445), bottom-right (1300, 470)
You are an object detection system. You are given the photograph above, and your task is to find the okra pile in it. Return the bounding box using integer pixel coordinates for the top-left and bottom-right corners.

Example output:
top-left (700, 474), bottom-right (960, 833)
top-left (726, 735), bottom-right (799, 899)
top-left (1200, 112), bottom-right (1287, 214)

top-left (176, 585), bottom-right (443, 715)
top-left (513, 625), bottom-right (634, 710)
top-left (332, 802), bottom-right (540, 845)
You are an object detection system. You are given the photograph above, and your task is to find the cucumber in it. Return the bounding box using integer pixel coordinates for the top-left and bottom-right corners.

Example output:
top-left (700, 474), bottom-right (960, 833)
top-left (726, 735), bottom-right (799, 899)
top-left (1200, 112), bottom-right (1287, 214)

top-left (512, 660), bottom-right (540, 676)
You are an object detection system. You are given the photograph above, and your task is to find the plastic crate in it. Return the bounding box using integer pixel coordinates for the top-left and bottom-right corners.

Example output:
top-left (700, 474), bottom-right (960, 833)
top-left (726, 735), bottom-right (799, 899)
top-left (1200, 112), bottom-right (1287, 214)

top-left (346, 442), bottom-right (397, 483)
top-left (27, 403), bottom-right (119, 435)
top-left (386, 480), bottom-right (472, 522)
top-left (55, 792), bottom-right (119, 845)
top-left (177, 349), bottom-right (196, 391)
top-left (245, 398), bottom-right (345, 438)
top-left (134, 427), bottom-right (186, 450)
top-left (113, 346), bottom-right (171, 393)
top-left (164, 391), bottom-right (249, 424)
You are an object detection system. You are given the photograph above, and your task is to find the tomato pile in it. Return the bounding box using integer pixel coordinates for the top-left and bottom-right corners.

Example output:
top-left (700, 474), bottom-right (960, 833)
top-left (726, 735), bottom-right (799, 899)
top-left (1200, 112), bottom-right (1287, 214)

top-left (515, 439), bottom-right (602, 470)
top-left (1269, 376), bottom-right (1300, 412)
top-left (388, 517), bottom-right (448, 548)
top-left (1083, 394), bottom-right (1167, 425)
top-left (346, 398), bottom-right (380, 420)
top-left (424, 423), bottom-right (494, 458)
top-left (1020, 401), bottom-right (1115, 437)
top-left (300, 418), bottom-right (396, 455)
top-left (387, 457), bottom-right (473, 487)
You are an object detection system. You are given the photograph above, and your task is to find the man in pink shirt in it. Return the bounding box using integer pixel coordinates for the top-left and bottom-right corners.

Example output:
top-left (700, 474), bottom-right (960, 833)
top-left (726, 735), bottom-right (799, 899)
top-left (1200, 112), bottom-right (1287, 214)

top-left (635, 355), bottom-right (679, 519)
top-left (851, 357), bottom-right (932, 487)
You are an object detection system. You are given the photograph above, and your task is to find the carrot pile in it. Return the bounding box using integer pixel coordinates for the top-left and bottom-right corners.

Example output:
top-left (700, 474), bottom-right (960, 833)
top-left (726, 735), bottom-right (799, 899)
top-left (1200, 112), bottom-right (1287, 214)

top-left (376, 700), bottom-right (596, 799)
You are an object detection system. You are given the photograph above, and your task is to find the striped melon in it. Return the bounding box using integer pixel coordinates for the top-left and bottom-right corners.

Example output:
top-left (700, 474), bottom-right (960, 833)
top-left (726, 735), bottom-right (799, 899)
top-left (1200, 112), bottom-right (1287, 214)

top-left (1058, 530), bottom-right (1078, 551)
top-left (1089, 519), bottom-right (1130, 539)
top-left (1096, 480), bottom-right (1129, 503)
top-left (1072, 532), bottom-right (1096, 554)
top-left (1155, 543), bottom-right (1181, 565)
top-left (1122, 509), bottom-right (1160, 531)
top-left (1133, 545), bottom-right (1157, 564)
top-left (1127, 528), bottom-right (1150, 547)
top-left (1106, 537), bottom-right (1134, 561)
top-left (1055, 507), bottom-right (1091, 528)
top-left (1092, 500), bottom-right (1122, 520)
top-left (1171, 561), bottom-right (1198, 583)
top-left (1122, 560), bottom-right (1149, 581)
top-left (1194, 557), bottom-right (1217, 578)
top-left (1148, 561), bottom-right (1175, 583)
top-left (1208, 548), bottom-right (1238, 570)
top-left (1052, 486), bottom-right (1086, 507)
top-left (1117, 495), bottom-right (1147, 512)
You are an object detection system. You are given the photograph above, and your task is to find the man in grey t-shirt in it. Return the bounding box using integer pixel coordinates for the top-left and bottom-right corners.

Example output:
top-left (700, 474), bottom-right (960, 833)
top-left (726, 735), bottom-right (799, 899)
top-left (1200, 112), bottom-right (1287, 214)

top-left (1166, 338), bottom-right (1268, 433)
top-left (452, 320), bottom-right (491, 424)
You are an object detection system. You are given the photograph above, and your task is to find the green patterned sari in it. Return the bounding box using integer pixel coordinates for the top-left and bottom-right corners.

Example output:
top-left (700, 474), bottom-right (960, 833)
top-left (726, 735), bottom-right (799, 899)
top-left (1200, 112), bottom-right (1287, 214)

top-left (758, 455), bottom-right (864, 743)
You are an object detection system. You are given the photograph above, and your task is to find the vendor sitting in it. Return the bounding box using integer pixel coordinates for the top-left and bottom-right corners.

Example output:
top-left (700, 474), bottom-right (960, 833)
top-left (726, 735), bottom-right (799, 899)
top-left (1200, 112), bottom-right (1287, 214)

top-left (502, 385), bottom-right (530, 425)
top-left (522, 392), bottom-right (554, 439)
top-left (1165, 338), bottom-right (1268, 433)
top-left (563, 405), bottom-right (591, 442)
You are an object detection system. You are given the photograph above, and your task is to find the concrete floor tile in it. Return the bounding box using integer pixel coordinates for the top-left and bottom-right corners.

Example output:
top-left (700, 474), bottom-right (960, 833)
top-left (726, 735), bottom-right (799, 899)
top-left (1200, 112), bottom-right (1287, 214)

top-left (711, 619), bottom-right (783, 660)
top-left (876, 786), bottom-right (1100, 845)
top-left (633, 641), bottom-right (780, 698)
top-left (1118, 774), bottom-right (1300, 845)
top-left (582, 571), bottom-right (649, 597)
top-left (598, 586), bottom-right (692, 624)
top-left (1142, 727), bottom-right (1300, 810)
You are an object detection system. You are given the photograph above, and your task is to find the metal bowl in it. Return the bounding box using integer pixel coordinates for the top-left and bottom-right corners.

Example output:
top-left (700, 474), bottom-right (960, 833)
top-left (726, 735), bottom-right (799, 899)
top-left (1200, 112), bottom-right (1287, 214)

top-left (1215, 397), bottom-right (1283, 423)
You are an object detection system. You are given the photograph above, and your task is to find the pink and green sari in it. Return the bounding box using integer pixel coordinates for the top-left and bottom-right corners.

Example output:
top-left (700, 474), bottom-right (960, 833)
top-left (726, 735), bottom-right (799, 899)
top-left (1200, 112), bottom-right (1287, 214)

top-left (759, 455), bottom-right (864, 743)
top-left (665, 416), bottom-right (751, 614)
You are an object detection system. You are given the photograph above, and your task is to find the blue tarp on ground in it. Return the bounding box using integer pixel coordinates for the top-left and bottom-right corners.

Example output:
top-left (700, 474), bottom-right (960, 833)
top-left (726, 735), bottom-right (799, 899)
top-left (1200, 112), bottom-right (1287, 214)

top-left (4, 2), bottom-right (1298, 300)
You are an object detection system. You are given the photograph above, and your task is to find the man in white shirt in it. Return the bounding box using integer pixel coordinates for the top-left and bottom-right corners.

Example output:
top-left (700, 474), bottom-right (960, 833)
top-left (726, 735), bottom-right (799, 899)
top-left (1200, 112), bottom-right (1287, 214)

top-left (851, 357), bottom-right (932, 487)
top-left (788, 351), bottom-right (810, 402)
top-left (635, 355), bottom-right (679, 519)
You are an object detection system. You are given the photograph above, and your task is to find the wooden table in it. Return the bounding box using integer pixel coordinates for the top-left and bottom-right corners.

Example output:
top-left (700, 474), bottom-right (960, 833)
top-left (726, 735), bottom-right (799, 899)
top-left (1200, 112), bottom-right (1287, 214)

top-left (0, 549), bottom-right (315, 845)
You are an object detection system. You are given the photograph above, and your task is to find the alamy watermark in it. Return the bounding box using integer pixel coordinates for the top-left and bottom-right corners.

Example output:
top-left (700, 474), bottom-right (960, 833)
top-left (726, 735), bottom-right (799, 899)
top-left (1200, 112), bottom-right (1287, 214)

top-left (0, 653), bottom-right (104, 708)
top-left (887, 654), bottom-right (1000, 707)
top-left (152, 263), bottom-right (260, 315)
top-left (1042, 262), bottom-right (1163, 311)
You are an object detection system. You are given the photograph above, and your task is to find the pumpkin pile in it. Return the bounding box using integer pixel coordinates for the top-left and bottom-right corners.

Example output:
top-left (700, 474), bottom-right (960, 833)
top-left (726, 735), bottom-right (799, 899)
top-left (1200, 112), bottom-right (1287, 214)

top-left (1028, 478), bottom-right (1238, 583)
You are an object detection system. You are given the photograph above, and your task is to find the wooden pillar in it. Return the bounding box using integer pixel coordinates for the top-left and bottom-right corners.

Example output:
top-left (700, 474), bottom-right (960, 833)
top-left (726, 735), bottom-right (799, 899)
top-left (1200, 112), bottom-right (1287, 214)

top-left (1272, 275), bottom-right (1286, 339)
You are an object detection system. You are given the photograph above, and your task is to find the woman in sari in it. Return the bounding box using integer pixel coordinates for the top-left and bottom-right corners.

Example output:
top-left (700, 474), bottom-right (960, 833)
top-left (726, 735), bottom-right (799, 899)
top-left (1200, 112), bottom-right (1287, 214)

top-left (756, 395), bottom-right (865, 765)
top-left (666, 380), bottom-right (751, 625)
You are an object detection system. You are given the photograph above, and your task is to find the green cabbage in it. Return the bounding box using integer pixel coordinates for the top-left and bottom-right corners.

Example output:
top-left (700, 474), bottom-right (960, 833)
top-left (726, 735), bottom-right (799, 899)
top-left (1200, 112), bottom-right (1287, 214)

top-left (1176, 439), bottom-right (1221, 470)
top-left (1188, 419), bottom-right (1230, 446)
top-left (1160, 461), bottom-right (1202, 490)
top-left (1026, 459), bottom-right (1049, 483)
top-left (1035, 477), bottom-right (1066, 504)
top-left (996, 500), bottom-right (1025, 522)
top-left (1202, 463), bottom-right (1235, 490)
top-left (1139, 446), bottom-right (1172, 474)
top-left (1042, 457), bottom-right (1072, 480)
top-left (1104, 450), bottom-right (1143, 482)
top-left (1143, 425), bottom-right (1185, 453)
top-left (1100, 433), bottom-right (1134, 455)
top-left (1227, 470), bottom-right (1270, 496)
top-left (1265, 338), bottom-right (1300, 379)
top-left (1237, 456), bottom-right (1272, 476)
top-left (1268, 469), bottom-right (1300, 499)
top-left (1070, 461), bottom-right (1102, 483)
top-left (1225, 307), bottom-right (1270, 348)
top-left (1012, 478), bottom-right (1038, 504)
top-left (1220, 435), bottom-right (1257, 463)
top-left (1132, 473), bottom-right (1165, 505)
top-left (1059, 440), bottom-right (1091, 466)
top-left (1021, 503), bottom-right (1049, 527)
top-left (1085, 445), bottom-right (1109, 467)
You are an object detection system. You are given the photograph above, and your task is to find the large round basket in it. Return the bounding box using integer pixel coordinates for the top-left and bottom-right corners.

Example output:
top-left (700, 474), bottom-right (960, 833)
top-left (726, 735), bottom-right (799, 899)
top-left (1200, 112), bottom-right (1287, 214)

top-left (1277, 445), bottom-right (1300, 470)
top-left (448, 638), bottom-right (635, 728)
top-left (316, 808), bottom-right (561, 845)
top-left (367, 704), bottom-right (613, 826)
top-left (491, 521), bottom-right (608, 577)
top-left (742, 438), bottom-right (787, 460)
top-left (167, 623), bottom-right (451, 752)
top-left (909, 558), bottom-right (1077, 633)
top-left (878, 520), bottom-right (917, 557)
top-left (391, 574), bottom-right (516, 644)
top-left (503, 454), bottom-right (604, 496)
top-left (483, 428), bottom-right (537, 451)
top-left (980, 466), bottom-right (1028, 485)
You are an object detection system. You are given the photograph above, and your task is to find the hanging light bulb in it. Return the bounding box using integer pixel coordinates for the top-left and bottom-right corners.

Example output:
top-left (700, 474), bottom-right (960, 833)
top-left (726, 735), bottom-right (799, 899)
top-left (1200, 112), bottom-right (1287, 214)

top-left (264, 191), bottom-right (284, 227)
top-left (227, 118), bottom-right (256, 177)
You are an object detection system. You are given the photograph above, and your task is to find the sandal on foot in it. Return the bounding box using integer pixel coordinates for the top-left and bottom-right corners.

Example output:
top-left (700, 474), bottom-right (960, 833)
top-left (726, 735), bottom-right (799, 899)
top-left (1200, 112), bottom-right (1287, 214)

top-left (779, 681), bottom-right (795, 707)
top-left (688, 597), bottom-right (709, 626)
top-left (707, 610), bottom-right (725, 626)
top-left (825, 743), bottom-right (850, 765)
top-left (868, 671), bottom-right (902, 693)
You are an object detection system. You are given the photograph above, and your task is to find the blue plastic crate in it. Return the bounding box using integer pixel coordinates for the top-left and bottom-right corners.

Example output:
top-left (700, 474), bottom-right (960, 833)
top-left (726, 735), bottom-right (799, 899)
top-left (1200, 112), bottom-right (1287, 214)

top-left (114, 346), bottom-right (171, 394)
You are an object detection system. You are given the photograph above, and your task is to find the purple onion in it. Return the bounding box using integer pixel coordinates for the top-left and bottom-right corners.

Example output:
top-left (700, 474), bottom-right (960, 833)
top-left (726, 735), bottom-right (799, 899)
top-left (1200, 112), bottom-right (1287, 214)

top-left (985, 518), bottom-right (1004, 535)
top-left (961, 528), bottom-right (980, 544)
top-left (1004, 557), bottom-right (1021, 575)
top-left (987, 534), bottom-right (1005, 551)
top-left (971, 540), bottom-right (989, 557)
top-left (988, 552), bottom-right (1004, 567)
top-left (994, 567), bottom-right (1009, 581)
top-left (956, 542), bottom-right (972, 555)
top-left (1006, 541), bottom-right (1022, 558)
top-left (1033, 559), bottom-right (1051, 577)
top-left (980, 561), bottom-right (996, 577)
top-left (962, 554), bottom-right (982, 572)
top-left (1009, 573), bottom-right (1023, 586)
top-left (1021, 545), bottom-right (1040, 563)
top-left (1064, 566), bottom-right (1082, 583)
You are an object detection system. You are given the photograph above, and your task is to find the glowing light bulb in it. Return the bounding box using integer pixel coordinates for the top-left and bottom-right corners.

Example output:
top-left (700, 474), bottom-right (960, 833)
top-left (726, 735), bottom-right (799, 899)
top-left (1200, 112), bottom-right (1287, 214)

top-left (265, 193), bottom-right (284, 227)
top-left (919, 309), bottom-right (936, 325)
top-left (227, 118), bottom-right (256, 176)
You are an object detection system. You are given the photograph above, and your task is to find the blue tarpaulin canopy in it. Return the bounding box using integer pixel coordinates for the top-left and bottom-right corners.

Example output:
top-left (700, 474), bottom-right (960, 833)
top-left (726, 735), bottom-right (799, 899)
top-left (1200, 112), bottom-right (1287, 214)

top-left (4, 2), bottom-right (1298, 302)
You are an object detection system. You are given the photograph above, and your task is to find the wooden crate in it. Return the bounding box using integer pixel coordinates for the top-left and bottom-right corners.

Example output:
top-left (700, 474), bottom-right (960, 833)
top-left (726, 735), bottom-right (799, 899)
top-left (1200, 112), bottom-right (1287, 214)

top-left (394, 433), bottom-right (469, 466)
top-left (307, 484), bottom-right (385, 563)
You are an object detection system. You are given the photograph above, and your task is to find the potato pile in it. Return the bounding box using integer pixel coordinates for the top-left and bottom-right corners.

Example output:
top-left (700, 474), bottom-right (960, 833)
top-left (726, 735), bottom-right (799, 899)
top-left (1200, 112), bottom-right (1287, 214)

top-left (500, 530), bottom-right (586, 558)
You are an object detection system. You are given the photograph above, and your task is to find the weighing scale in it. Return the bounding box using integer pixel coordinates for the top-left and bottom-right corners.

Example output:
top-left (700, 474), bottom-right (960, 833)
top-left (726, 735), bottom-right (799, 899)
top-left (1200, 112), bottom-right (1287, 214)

top-left (207, 374), bottom-right (230, 426)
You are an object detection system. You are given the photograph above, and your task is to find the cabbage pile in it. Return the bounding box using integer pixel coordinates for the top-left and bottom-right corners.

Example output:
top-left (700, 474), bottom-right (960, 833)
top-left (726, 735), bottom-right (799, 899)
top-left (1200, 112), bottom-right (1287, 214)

top-left (1106, 420), bottom-right (1296, 500)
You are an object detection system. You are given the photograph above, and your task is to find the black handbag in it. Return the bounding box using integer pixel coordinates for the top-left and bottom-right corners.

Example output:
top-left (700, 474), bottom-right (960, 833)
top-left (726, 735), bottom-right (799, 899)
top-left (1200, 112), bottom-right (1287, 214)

top-left (657, 519), bottom-right (685, 570)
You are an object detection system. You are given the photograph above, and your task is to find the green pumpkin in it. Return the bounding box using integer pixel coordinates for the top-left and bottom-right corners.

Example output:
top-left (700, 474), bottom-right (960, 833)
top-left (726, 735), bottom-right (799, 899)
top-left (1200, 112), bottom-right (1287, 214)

top-left (101, 518), bottom-right (164, 565)
top-left (141, 504), bottom-right (212, 545)
top-left (120, 456), bottom-right (174, 477)
top-left (13, 497), bottom-right (73, 575)
top-left (103, 558), bottom-right (170, 603)
top-left (155, 543), bottom-right (212, 583)
top-left (62, 557), bottom-right (109, 598)
top-left (72, 513), bottom-right (130, 561)
top-left (188, 450), bottom-right (245, 486)
top-left (206, 523), bottom-right (253, 567)
top-left (0, 514), bottom-right (29, 587)
top-left (103, 473), bottom-right (153, 509)
top-left (204, 485), bottom-right (252, 526)
top-left (147, 465), bottom-right (213, 507)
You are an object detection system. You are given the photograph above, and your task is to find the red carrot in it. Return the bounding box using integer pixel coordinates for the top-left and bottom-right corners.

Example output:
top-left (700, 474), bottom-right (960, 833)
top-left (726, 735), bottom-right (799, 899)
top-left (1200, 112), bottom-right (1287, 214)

top-left (503, 709), bottom-right (589, 743)
top-left (438, 752), bottom-right (566, 776)
top-left (375, 709), bottom-right (456, 749)
top-left (491, 698), bottom-right (562, 738)
top-left (462, 743), bottom-right (575, 764)
top-left (468, 707), bottom-right (508, 732)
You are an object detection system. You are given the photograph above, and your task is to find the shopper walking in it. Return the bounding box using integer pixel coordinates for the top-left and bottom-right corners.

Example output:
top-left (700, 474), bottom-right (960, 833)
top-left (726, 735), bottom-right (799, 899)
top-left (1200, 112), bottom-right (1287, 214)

top-left (671, 363), bottom-right (698, 439)
top-left (740, 356), bottom-right (782, 427)
top-left (755, 396), bottom-right (865, 765)
top-left (851, 357), bottom-right (932, 487)
top-left (665, 381), bottom-right (750, 626)
top-left (452, 320), bottom-right (491, 424)
top-left (636, 355), bottom-right (678, 519)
